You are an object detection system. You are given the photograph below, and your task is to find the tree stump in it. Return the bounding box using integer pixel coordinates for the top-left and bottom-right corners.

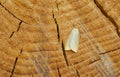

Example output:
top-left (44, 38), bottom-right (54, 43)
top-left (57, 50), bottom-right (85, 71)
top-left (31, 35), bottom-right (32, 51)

top-left (0, 0), bottom-right (120, 77)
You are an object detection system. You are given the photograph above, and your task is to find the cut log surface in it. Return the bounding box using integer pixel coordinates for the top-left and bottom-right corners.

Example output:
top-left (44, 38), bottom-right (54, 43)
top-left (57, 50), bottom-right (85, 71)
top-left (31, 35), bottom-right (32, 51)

top-left (0, 0), bottom-right (120, 77)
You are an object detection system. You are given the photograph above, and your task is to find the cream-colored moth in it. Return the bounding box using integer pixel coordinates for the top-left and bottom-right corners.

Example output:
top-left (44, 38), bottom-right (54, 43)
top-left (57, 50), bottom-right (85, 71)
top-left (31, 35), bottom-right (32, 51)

top-left (65, 28), bottom-right (80, 52)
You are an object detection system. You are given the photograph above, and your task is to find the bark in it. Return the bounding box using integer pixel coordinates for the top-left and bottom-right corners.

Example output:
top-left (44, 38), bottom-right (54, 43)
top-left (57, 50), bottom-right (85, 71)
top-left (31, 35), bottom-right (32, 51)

top-left (0, 0), bottom-right (120, 77)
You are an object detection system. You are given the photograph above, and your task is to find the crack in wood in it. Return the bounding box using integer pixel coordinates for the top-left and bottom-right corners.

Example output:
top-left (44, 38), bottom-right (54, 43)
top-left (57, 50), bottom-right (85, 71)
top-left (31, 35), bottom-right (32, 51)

top-left (0, 3), bottom-right (27, 23)
top-left (10, 49), bottom-right (22, 77)
top-left (10, 57), bottom-right (18, 77)
top-left (0, 3), bottom-right (24, 38)
top-left (94, 0), bottom-right (120, 37)
top-left (76, 70), bottom-right (80, 77)
top-left (52, 11), bottom-right (60, 42)
top-left (9, 21), bottom-right (22, 38)
top-left (99, 47), bottom-right (120, 55)
top-left (9, 32), bottom-right (15, 38)
top-left (57, 65), bottom-right (61, 77)
top-left (20, 49), bottom-right (23, 54)
top-left (17, 20), bottom-right (22, 32)
top-left (89, 59), bottom-right (100, 65)
top-left (72, 59), bottom-right (85, 66)
top-left (61, 41), bottom-right (69, 66)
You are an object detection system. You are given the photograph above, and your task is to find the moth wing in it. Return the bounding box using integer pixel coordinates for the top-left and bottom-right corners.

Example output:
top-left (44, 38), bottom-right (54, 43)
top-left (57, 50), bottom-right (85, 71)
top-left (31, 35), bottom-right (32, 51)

top-left (65, 28), bottom-right (79, 52)
top-left (69, 29), bottom-right (79, 52)
top-left (65, 30), bottom-right (73, 50)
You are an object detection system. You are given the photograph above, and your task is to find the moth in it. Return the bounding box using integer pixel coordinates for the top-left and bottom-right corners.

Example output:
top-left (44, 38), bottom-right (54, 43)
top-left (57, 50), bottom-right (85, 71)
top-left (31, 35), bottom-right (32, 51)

top-left (65, 28), bottom-right (80, 52)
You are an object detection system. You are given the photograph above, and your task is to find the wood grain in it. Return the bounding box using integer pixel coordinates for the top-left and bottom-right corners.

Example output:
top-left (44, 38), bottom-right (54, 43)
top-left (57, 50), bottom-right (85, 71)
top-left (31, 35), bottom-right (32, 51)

top-left (0, 0), bottom-right (120, 77)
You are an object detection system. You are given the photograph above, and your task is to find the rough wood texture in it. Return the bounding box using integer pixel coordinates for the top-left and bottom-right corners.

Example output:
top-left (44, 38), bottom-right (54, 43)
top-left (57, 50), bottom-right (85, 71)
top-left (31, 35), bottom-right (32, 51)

top-left (0, 0), bottom-right (120, 77)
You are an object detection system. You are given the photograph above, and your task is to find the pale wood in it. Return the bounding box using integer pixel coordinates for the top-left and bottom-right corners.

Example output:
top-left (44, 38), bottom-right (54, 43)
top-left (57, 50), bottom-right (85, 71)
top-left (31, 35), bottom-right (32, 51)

top-left (0, 0), bottom-right (120, 77)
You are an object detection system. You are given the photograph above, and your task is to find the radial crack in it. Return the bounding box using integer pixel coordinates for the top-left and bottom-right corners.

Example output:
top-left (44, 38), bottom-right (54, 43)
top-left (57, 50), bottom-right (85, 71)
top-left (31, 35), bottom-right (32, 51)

top-left (57, 65), bottom-right (61, 77)
top-left (94, 0), bottom-right (120, 37)
top-left (76, 70), bottom-right (80, 77)
top-left (61, 41), bottom-right (69, 66)
top-left (20, 49), bottom-right (23, 54)
top-left (52, 11), bottom-right (60, 42)
top-left (0, 3), bottom-right (27, 23)
top-left (9, 21), bottom-right (22, 38)
top-left (10, 57), bottom-right (18, 77)
top-left (9, 32), bottom-right (15, 38)
top-left (10, 49), bottom-right (22, 77)
top-left (17, 21), bottom-right (22, 31)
